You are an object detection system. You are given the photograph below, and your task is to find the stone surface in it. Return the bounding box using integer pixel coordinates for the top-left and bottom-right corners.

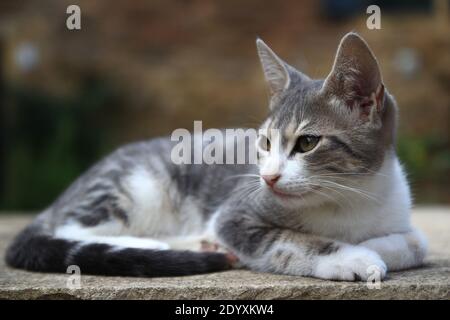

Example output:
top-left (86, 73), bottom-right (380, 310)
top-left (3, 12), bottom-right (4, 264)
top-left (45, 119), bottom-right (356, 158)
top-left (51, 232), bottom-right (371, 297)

top-left (0, 207), bottom-right (449, 300)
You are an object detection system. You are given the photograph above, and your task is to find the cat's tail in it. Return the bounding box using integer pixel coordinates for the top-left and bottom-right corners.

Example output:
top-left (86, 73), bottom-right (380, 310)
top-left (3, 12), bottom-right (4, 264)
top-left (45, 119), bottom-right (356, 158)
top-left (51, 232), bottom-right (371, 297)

top-left (5, 224), bottom-right (233, 277)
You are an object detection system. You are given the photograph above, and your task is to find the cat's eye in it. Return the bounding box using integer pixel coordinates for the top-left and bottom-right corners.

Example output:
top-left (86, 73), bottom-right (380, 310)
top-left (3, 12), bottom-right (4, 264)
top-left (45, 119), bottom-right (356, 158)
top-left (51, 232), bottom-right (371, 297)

top-left (292, 135), bottom-right (320, 154)
top-left (258, 135), bottom-right (271, 152)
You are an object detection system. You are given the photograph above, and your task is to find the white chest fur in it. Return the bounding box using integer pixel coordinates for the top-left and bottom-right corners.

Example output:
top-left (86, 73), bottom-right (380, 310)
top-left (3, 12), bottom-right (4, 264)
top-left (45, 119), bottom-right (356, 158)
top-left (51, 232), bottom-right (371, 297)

top-left (299, 156), bottom-right (412, 243)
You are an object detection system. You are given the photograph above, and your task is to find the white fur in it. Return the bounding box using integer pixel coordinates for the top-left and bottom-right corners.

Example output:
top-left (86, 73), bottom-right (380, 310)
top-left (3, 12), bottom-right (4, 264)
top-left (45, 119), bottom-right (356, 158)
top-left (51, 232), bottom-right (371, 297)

top-left (55, 224), bottom-right (170, 250)
top-left (164, 209), bottom-right (223, 251)
top-left (122, 166), bottom-right (205, 238)
top-left (314, 245), bottom-right (387, 281)
top-left (295, 154), bottom-right (426, 273)
top-left (360, 228), bottom-right (428, 271)
top-left (296, 155), bottom-right (413, 243)
top-left (124, 166), bottom-right (179, 237)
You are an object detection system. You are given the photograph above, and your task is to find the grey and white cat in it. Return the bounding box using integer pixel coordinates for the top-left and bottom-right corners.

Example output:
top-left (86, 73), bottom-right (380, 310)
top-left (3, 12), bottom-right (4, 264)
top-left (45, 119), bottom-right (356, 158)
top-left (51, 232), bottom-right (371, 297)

top-left (6, 33), bottom-right (427, 281)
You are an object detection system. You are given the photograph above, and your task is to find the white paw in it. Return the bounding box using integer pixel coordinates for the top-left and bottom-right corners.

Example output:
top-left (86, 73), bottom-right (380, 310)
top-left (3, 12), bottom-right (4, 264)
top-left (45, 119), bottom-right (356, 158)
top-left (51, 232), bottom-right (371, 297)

top-left (313, 245), bottom-right (387, 281)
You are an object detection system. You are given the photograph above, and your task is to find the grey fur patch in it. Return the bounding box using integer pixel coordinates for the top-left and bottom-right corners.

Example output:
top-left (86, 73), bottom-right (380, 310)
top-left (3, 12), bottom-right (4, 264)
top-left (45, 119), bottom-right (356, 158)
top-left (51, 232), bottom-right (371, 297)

top-left (317, 242), bottom-right (340, 255)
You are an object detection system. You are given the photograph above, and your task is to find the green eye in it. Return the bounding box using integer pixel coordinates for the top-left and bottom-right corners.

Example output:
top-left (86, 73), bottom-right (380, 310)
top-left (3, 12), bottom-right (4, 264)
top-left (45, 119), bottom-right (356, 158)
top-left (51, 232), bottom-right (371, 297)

top-left (293, 135), bottom-right (320, 154)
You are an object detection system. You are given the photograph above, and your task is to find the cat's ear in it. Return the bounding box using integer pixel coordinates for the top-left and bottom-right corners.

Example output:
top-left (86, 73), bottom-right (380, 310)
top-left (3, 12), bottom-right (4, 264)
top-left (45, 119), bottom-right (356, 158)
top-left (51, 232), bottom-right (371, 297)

top-left (256, 38), bottom-right (291, 97)
top-left (323, 32), bottom-right (385, 117)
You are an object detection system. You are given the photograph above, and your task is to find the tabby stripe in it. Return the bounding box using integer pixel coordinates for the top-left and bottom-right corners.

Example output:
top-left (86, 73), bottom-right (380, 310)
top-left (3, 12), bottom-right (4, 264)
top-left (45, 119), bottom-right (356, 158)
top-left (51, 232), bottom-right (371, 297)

top-left (327, 136), bottom-right (366, 161)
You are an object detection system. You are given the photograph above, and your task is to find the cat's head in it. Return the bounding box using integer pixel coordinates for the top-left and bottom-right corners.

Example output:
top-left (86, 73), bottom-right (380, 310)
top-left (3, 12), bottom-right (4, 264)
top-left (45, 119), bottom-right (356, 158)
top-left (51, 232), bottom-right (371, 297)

top-left (255, 32), bottom-right (397, 207)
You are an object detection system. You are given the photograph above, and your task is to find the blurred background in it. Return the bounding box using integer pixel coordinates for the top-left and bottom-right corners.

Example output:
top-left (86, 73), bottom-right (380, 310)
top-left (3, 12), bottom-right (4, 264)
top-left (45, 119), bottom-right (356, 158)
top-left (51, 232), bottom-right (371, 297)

top-left (0, 0), bottom-right (448, 211)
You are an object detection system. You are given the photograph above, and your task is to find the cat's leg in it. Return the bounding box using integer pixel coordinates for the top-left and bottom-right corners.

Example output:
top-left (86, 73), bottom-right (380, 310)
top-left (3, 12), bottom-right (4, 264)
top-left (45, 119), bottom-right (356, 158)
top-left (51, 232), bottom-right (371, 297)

top-left (162, 235), bottom-right (239, 267)
top-left (163, 235), bottom-right (214, 251)
top-left (217, 211), bottom-right (387, 281)
top-left (359, 228), bottom-right (427, 271)
top-left (56, 221), bottom-right (232, 254)
top-left (163, 234), bottom-right (231, 253)
top-left (55, 223), bottom-right (170, 250)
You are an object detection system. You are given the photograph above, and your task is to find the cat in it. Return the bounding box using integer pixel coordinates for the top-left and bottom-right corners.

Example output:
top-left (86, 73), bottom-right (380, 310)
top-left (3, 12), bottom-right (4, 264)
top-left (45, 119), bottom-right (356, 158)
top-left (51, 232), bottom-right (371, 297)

top-left (6, 32), bottom-right (427, 281)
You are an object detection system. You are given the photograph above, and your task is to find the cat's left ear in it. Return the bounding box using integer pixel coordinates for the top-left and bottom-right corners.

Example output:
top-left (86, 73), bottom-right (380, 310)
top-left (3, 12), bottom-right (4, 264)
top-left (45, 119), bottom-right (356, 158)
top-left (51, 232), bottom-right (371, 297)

top-left (256, 38), bottom-right (291, 98)
top-left (322, 32), bottom-right (385, 118)
top-left (257, 38), bottom-right (311, 109)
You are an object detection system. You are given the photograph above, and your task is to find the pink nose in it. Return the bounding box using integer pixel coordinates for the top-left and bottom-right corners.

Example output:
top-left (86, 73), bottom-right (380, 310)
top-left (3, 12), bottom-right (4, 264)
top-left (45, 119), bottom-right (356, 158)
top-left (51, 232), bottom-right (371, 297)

top-left (262, 174), bottom-right (281, 187)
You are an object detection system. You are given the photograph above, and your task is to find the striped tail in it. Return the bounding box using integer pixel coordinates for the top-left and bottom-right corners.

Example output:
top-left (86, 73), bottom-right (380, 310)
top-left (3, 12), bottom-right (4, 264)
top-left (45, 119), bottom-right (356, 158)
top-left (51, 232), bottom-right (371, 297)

top-left (5, 225), bottom-right (232, 277)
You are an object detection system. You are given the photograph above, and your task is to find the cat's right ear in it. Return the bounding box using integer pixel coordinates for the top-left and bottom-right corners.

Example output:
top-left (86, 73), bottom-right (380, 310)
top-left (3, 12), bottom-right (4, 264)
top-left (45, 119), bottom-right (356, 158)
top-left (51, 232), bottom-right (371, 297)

top-left (322, 33), bottom-right (385, 119)
top-left (256, 38), bottom-right (291, 100)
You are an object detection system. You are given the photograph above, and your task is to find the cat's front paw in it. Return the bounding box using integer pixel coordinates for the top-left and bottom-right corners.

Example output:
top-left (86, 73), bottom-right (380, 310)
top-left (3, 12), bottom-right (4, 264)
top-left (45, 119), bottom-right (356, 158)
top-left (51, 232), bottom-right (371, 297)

top-left (313, 245), bottom-right (387, 282)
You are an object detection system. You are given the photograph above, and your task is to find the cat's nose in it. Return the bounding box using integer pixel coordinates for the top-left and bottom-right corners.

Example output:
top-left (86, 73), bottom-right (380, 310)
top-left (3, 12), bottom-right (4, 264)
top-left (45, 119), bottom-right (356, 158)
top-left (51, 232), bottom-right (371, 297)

top-left (262, 174), bottom-right (281, 187)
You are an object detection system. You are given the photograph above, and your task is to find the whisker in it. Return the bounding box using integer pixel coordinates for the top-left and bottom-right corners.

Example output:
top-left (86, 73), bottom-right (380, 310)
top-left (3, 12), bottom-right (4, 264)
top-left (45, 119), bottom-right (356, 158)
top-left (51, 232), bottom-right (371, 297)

top-left (307, 186), bottom-right (349, 209)
top-left (313, 179), bottom-right (381, 204)
top-left (232, 182), bottom-right (262, 204)
top-left (305, 181), bottom-right (353, 209)
top-left (224, 174), bottom-right (261, 181)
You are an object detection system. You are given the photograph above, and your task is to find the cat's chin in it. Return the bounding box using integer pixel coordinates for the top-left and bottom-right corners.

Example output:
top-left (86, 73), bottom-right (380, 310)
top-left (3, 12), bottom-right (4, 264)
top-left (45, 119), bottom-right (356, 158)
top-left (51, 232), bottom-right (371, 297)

top-left (266, 187), bottom-right (309, 206)
top-left (270, 188), bottom-right (306, 199)
top-left (265, 187), bottom-right (326, 209)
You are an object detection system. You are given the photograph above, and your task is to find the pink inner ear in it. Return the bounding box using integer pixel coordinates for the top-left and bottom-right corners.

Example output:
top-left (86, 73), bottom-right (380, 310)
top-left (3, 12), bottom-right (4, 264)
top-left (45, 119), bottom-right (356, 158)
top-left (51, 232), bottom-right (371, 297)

top-left (345, 83), bottom-right (385, 117)
top-left (359, 96), bottom-right (374, 116)
top-left (375, 84), bottom-right (385, 112)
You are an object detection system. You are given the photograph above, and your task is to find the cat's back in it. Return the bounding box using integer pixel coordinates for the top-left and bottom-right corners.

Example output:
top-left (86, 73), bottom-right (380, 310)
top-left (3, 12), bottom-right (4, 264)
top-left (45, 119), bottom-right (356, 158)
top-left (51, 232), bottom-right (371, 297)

top-left (41, 132), bottom-right (256, 230)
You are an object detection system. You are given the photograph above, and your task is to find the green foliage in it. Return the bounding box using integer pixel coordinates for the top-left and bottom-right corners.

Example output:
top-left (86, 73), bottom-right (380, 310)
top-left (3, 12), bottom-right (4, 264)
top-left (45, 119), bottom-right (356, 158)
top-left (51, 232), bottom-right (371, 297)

top-left (397, 134), bottom-right (450, 203)
top-left (0, 76), bottom-right (121, 210)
